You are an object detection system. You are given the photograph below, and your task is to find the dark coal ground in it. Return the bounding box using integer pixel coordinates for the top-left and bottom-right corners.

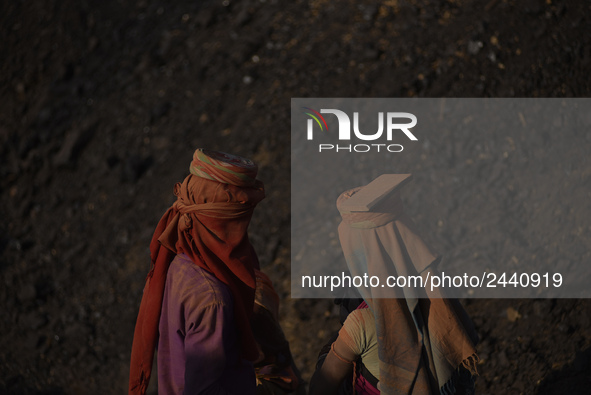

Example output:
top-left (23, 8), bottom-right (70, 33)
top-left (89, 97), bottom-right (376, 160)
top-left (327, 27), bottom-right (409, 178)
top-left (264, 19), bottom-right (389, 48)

top-left (1, 0), bottom-right (591, 394)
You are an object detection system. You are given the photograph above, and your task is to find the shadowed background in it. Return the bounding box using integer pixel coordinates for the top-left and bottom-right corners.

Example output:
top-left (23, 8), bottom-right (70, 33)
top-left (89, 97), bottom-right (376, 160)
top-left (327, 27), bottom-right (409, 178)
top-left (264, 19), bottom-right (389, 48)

top-left (1, 0), bottom-right (591, 393)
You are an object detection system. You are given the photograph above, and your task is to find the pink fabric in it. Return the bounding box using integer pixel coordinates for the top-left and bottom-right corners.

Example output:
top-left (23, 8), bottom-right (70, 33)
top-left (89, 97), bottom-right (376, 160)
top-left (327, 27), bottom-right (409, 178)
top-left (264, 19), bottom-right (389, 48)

top-left (355, 374), bottom-right (380, 395)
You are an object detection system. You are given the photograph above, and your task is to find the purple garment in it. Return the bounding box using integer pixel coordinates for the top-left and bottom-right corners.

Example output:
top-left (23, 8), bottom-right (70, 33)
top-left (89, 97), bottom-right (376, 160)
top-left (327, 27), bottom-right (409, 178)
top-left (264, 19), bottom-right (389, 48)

top-left (158, 254), bottom-right (256, 395)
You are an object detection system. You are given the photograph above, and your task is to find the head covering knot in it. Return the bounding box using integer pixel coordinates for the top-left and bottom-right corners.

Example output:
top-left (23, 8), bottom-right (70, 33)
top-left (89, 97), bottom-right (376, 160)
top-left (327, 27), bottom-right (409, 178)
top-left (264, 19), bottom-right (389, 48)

top-left (337, 186), bottom-right (404, 228)
top-left (190, 148), bottom-right (259, 187)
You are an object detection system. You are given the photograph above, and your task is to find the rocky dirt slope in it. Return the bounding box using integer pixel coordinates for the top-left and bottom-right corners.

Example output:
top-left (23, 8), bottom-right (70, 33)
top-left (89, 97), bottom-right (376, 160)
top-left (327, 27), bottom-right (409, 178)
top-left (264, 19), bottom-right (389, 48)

top-left (1, 0), bottom-right (590, 393)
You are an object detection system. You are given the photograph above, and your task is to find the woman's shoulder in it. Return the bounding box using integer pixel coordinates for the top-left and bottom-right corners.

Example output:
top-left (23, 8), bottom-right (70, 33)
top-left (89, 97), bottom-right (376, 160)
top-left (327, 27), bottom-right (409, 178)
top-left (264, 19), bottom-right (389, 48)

top-left (168, 254), bottom-right (233, 307)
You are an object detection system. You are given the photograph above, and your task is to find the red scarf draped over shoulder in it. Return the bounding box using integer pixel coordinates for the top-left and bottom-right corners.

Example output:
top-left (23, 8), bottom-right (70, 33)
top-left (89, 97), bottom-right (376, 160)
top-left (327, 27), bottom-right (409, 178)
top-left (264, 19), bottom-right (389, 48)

top-left (129, 174), bottom-right (265, 394)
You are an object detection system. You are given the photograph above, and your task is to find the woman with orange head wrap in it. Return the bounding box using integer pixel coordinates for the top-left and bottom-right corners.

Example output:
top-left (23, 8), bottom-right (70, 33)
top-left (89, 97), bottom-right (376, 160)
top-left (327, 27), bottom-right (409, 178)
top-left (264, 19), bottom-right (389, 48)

top-left (129, 149), bottom-right (265, 395)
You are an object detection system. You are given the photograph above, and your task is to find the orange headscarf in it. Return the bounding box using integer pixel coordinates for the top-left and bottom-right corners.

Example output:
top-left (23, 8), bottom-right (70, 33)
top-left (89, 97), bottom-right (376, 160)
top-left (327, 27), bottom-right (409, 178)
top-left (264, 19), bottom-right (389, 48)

top-left (129, 150), bottom-right (265, 394)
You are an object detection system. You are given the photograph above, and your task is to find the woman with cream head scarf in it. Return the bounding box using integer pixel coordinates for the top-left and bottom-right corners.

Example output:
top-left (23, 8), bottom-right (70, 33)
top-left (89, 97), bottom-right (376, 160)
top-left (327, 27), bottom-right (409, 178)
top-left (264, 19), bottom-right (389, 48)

top-left (311, 174), bottom-right (478, 395)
